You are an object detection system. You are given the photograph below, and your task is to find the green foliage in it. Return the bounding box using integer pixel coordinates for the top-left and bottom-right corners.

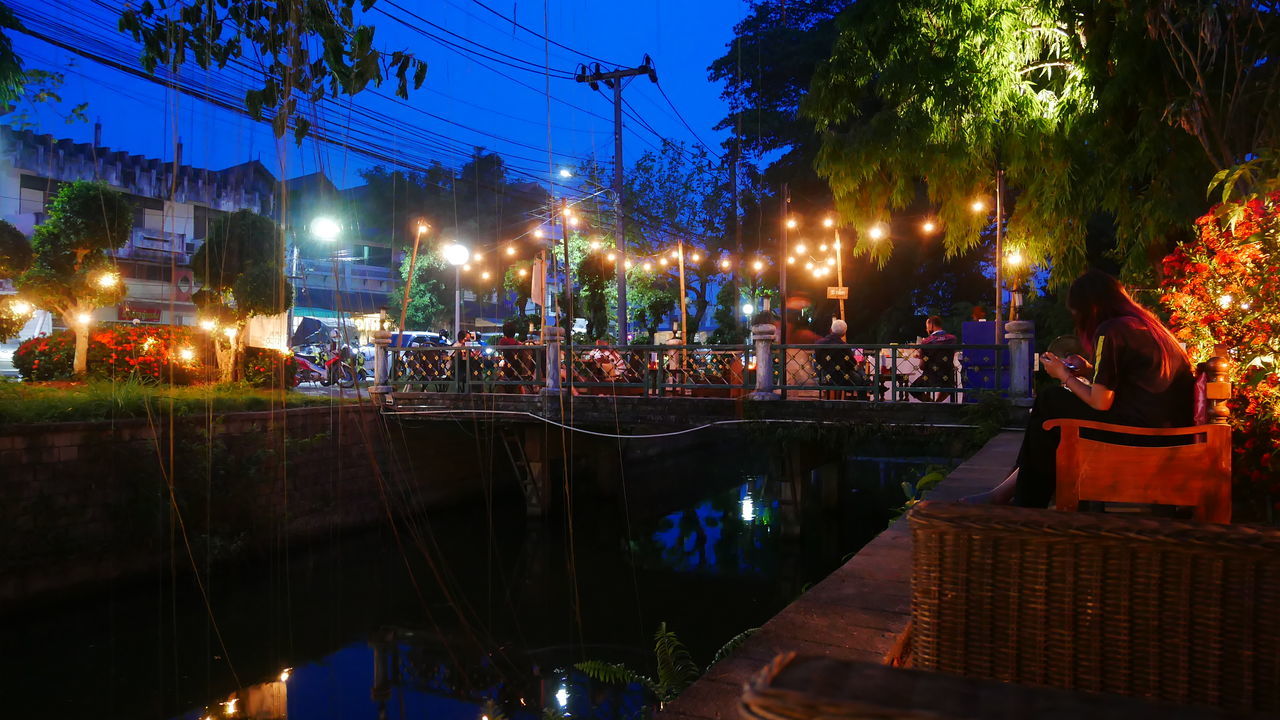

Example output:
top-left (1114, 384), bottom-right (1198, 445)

top-left (118, 0), bottom-right (428, 143)
top-left (962, 392), bottom-right (1014, 448)
top-left (0, 218), bottom-right (30, 278)
top-left (0, 379), bottom-right (341, 425)
top-left (709, 627), bottom-right (757, 666)
top-left (242, 347), bottom-right (299, 389)
top-left (0, 2), bottom-right (26, 103)
top-left (892, 464), bottom-right (949, 519)
top-left (13, 325), bottom-right (204, 383)
top-left (806, 0), bottom-right (1280, 282)
top-left (1, 68), bottom-right (90, 129)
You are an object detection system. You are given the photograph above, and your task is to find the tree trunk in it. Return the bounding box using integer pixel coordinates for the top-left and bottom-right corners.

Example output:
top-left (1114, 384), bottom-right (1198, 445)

top-left (214, 325), bottom-right (247, 383)
top-left (71, 317), bottom-right (89, 377)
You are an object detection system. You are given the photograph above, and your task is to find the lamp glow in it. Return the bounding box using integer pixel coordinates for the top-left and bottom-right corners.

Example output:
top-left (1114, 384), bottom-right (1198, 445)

top-left (178, 347), bottom-right (195, 362)
top-left (805, 261), bottom-right (814, 270)
top-left (518, 268), bottom-right (528, 277)
top-left (568, 216), bottom-right (580, 227)
top-left (921, 220), bottom-right (936, 234)
top-left (819, 243), bottom-right (828, 252)
top-left (75, 312), bottom-right (92, 326)
top-left (443, 243), bottom-right (470, 266)
top-left (970, 199), bottom-right (986, 213)
top-left (533, 229), bottom-right (544, 239)
top-left (752, 260), bottom-right (764, 271)
top-left (607, 252), bottom-right (617, 262)
top-left (643, 262), bottom-right (653, 272)
top-left (559, 168), bottom-right (572, 178)
top-left (199, 318), bottom-right (217, 332)
top-left (462, 264), bottom-right (472, 272)
top-left (785, 218), bottom-right (798, 229)
top-left (659, 258), bottom-right (668, 267)
top-left (720, 259), bottom-right (731, 270)
top-left (794, 243), bottom-right (806, 254)
top-left (223, 326), bottom-right (237, 340)
top-left (691, 253), bottom-right (701, 262)
top-left (590, 240), bottom-right (602, 251)
top-left (867, 225), bottom-right (885, 240)
top-left (742, 303), bottom-right (754, 317)
top-left (556, 687), bottom-right (569, 708)
top-left (96, 271), bottom-right (120, 288)
top-left (506, 245), bottom-right (516, 256)
top-left (826, 257), bottom-right (836, 266)
top-left (310, 217), bottom-right (340, 241)
top-left (787, 256), bottom-right (796, 264)
top-left (1006, 250), bottom-right (1024, 267)
top-left (1218, 294), bottom-right (1233, 309)
top-left (624, 259), bottom-right (633, 269)
top-left (279, 668), bottom-right (291, 683)
top-left (10, 299), bottom-right (31, 316)
top-left (481, 271), bottom-right (491, 280)
top-left (823, 217), bottom-right (835, 229)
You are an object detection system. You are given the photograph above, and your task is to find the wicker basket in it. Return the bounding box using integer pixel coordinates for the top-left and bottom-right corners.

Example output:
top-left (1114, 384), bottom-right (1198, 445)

top-left (738, 652), bottom-right (1251, 719)
top-left (909, 502), bottom-right (1280, 714)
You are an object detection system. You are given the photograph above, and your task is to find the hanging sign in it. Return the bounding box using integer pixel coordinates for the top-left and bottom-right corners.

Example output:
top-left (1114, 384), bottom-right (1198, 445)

top-left (826, 286), bottom-right (849, 299)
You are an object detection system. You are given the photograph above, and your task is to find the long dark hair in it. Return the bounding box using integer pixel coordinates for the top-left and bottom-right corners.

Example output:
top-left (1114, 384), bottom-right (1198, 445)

top-left (1067, 269), bottom-right (1188, 377)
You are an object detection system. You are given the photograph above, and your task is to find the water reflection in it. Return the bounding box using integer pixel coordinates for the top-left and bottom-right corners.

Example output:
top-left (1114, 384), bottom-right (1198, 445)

top-left (1, 433), bottom-right (958, 720)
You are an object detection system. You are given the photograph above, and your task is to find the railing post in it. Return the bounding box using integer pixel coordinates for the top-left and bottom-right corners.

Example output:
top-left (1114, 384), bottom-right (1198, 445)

top-left (748, 323), bottom-right (780, 401)
top-left (1005, 319), bottom-right (1035, 407)
top-left (1205, 344), bottom-right (1232, 424)
top-left (371, 329), bottom-right (393, 405)
top-left (541, 326), bottom-right (566, 395)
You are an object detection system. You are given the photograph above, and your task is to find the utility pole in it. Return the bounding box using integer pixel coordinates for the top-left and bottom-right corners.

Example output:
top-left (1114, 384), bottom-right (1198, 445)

top-left (729, 142), bottom-right (742, 332)
top-left (994, 167), bottom-right (1005, 345)
top-left (575, 56), bottom-right (657, 345)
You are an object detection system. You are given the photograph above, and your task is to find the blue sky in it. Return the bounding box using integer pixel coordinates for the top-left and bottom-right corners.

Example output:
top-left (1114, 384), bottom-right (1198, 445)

top-left (9, 0), bottom-right (748, 189)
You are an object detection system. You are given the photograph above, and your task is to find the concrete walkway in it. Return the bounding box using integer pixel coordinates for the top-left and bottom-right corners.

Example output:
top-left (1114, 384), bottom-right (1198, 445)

top-left (657, 430), bottom-right (1025, 720)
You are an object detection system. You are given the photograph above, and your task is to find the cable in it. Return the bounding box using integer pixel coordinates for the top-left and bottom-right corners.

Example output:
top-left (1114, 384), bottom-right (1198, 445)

top-left (468, 0), bottom-right (623, 67)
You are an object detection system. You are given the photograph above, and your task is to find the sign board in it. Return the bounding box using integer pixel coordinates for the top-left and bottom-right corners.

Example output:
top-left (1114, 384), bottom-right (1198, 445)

top-left (826, 286), bottom-right (849, 300)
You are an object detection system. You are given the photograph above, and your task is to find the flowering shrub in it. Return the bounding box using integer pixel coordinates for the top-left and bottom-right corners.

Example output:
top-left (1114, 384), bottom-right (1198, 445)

top-left (1161, 191), bottom-right (1280, 510)
top-left (14, 324), bottom-right (205, 384)
top-left (242, 346), bottom-right (299, 389)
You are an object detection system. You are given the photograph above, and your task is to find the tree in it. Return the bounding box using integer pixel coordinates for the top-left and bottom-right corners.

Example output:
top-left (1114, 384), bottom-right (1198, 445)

top-left (118, 0), bottom-right (428, 143)
top-left (0, 219), bottom-right (32, 340)
top-left (805, 0), bottom-right (1280, 281)
top-left (191, 210), bottom-right (292, 382)
top-left (3, 181), bottom-right (132, 375)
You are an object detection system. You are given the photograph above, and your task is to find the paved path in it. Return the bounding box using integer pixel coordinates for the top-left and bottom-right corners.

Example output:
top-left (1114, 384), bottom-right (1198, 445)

top-left (656, 431), bottom-right (1025, 720)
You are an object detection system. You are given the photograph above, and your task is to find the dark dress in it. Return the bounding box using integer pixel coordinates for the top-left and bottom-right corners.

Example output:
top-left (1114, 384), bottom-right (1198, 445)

top-left (1013, 316), bottom-right (1195, 508)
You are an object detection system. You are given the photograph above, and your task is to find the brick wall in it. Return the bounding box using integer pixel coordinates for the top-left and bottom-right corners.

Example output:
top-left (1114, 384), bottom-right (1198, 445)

top-left (0, 405), bottom-right (401, 608)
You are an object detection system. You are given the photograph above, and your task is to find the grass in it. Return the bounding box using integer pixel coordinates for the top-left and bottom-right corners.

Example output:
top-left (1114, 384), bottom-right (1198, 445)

top-left (0, 379), bottom-right (351, 425)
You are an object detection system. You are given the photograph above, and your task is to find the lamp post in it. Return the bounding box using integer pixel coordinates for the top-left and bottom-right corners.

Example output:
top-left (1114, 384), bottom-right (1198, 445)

top-left (443, 241), bottom-right (470, 341)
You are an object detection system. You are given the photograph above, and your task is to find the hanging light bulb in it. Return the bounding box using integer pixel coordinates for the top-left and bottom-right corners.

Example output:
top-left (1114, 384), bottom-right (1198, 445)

top-left (819, 243), bottom-right (828, 252)
top-left (462, 264), bottom-right (472, 272)
top-left (643, 261), bottom-right (653, 272)
top-left (518, 268), bottom-right (528, 277)
top-left (506, 246), bottom-right (516, 256)
top-left (473, 251), bottom-right (483, 261)
top-left (794, 242), bottom-right (806, 255)
top-left (868, 224), bottom-right (886, 240)
top-left (690, 252), bottom-right (701, 262)
top-left (921, 220), bottom-right (937, 234)
top-left (823, 217), bottom-right (835, 228)
top-left (787, 256), bottom-right (796, 264)
top-left (752, 259), bottom-right (764, 271)
top-left (481, 271), bottom-right (491, 280)
top-left (659, 258), bottom-right (668, 267)
top-left (607, 252), bottom-right (617, 262)
top-left (970, 199), bottom-right (986, 213)
top-left (805, 261), bottom-right (814, 270)
top-left (720, 259), bottom-right (731, 270)
top-left (96, 271), bottom-right (120, 288)
top-left (785, 218), bottom-right (798, 229)
top-left (826, 257), bottom-right (836, 266)
top-left (590, 240), bottom-right (602, 251)
top-left (533, 228), bottom-right (544, 238)
top-left (669, 251), bottom-right (679, 260)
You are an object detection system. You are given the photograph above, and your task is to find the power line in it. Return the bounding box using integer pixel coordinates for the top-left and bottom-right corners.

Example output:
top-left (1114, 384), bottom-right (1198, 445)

top-left (468, 0), bottom-right (623, 67)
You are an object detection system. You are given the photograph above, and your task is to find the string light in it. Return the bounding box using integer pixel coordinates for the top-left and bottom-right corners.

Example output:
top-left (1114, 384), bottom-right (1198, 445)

top-left (1218, 294), bottom-right (1233, 309)
top-left (590, 240), bottom-right (601, 251)
top-left (752, 259), bottom-right (764, 271)
top-left (607, 252), bottom-right (617, 262)
top-left (643, 261), bottom-right (653, 272)
top-left (96, 271), bottom-right (120, 288)
top-left (624, 259), bottom-right (633, 269)
top-left (659, 258), bottom-right (668, 267)
top-left (462, 264), bottom-right (472, 272)
top-left (786, 218), bottom-right (798, 229)
top-left (199, 318), bottom-right (217, 331)
top-left (970, 199), bottom-right (986, 213)
top-left (819, 243), bottom-right (828, 252)
top-left (568, 216), bottom-right (580, 227)
top-left (921, 220), bottom-right (937, 234)
top-left (518, 268), bottom-right (528, 277)
top-left (75, 312), bottom-right (93, 326)
top-left (481, 271), bottom-right (491, 280)
top-left (787, 256), bottom-right (796, 264)
top-left (9, 299), bottom-right (31, 316)
top-left (826, 257), bottom-right (836, 266)
top-left (794, 242), bottom-right (806, 254)
top-left (506, 246), bottom-right (516, 256)
top-left (868, 225), bottom-right (886, 240)
top-left (720, 259), bottom-right (731, 270)
top-left (823, 217), bottom-right (835, 228)
top-left (533, 229), bottom-right (544, 239)
top-left (670, 251), bottom-right (679, 260)
top-left (691, 252), bottom-right (701, 262)
top-left (473, 251), bottom-right (482, 261)
top-left (805, 261), bottom-right (814, 270)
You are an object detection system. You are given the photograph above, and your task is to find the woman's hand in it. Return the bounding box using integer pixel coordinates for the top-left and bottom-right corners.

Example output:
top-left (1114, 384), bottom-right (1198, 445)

top-left (1041, 351), bottom-right (1073, 382)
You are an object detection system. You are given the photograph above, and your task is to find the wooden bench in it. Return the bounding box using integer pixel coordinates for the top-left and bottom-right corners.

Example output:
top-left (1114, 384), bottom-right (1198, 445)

top-left (1047, 348), bottom-right (1233, 523)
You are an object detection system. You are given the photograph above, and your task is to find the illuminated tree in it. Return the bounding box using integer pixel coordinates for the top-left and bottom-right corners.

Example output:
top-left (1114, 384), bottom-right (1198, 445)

top-left (191, 210), bottom-right (292, 382)
top-left (3, 182), bottom-right (132, 376)
top-left (0, 218), bottom-right (32, 340)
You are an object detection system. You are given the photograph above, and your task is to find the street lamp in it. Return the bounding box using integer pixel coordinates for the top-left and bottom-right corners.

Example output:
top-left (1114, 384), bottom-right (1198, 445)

top-left (443, 242), bottom-right (470, 341)
top-left (310, 217), bottom-right (341, 243)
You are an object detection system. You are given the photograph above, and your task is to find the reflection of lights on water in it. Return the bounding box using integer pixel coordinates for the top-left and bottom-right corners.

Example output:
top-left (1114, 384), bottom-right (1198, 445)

top-left (556, 686), bottom-right (569, 708)
top-left (279, 668), bottom-right (292, 682)
top-left (741, 496), bottom-right (755, 522)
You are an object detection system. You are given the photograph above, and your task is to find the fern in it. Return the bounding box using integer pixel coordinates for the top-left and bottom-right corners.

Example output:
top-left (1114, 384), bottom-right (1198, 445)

top-left (653, 622), bottom-right (701, 700)
top-left (710, 628), bottom-right (758, 666)
top-left (575, 660), bottom-right (659, 697)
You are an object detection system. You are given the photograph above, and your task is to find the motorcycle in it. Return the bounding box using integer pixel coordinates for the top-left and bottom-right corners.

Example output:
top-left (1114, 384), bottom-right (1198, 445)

top-left (293, 346), bottom-right (356, 388)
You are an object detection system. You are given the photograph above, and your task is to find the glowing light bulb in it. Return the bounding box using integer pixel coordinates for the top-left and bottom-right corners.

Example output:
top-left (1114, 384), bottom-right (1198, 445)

top-left (75, 312), bottom-right (93, 326)
top-left (868, 225), bottom-right (885, 240)
top-left (669, 251), bottom-right (678, 260)
top-left (805, 261), bottom-right (814, 270)
top-left (223, 326), bottom-right (237, 340)
top-left (568, 217), bottom-right (580, 227)
top-left (690, 252), bottom-right (701, 262)
top-left (178, 347), bottom-right (195, 362)
top-left (1007, 250), bottom-right (1024, 267)
top-left (590, 240), bottom-right (602, 250)
top-left (462, 264), bottom-right (472, 272)
top-left (787, 256), bottom-right (796, 264)
top-left (823, 217), bottom-right (835, 228)
top-left (752, 260), bottom-right (764, 271)
top-left (10, 299), bottom-right (31, 316)
top-left (624, 259), bottom-right (633, 269)
top-left (481, 271), bottom-right (491, 280)
top-left (559, 168), bottom-right (572, 178)
top-left (643, 262), bottom-right (653, 272)
top-left (518, 268), bottom-right (528, 277)
top-left (659, 258), bottom-right (668, 267)
top-left (742, 303), bottom-right (755, 316)
top-left (562, 207), bottom-right (574, 218)
top-left (506, 246), bottom-right (516, 256)
top-left (785, 218), bottom-right (798, 229)
top-left (1218, 294), bottom-right (1233, 309)
top-left (819, 243), bottom-right (828, 252)
top-left (922, 220), bottom-right (937, 234)
top-left (417, 222), bottom-right (429, 235)
top-left (199, 318), bottom-right (216, 332)
top-left (794, 243), bottom-right (806, 255)
top-left (96, 271), bottom-right (120, 288)
top-left (607, 252), bottom-right (617, 262)
top-left (556, 687), bottom-right (569, 708)
top-left (473, 251), bottom-right (483, 261)
top-left (970, 199), bottom-right (986, 213)
top-left (720, 259), bottom-right (731, 270)
top-left (826, 256), bottom-right (836, 266)
top-left (279, 668), bottom-right (291, 683)
top-left (533, 229), bottom-right (544, 239)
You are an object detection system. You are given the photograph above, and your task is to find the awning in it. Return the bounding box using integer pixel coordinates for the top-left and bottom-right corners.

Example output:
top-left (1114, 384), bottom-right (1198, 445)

top-left (294, 287), bottom-right (392, 313)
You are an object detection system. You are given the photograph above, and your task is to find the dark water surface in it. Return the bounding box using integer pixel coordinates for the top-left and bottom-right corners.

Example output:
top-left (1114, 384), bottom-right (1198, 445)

top-left (0, 430), bottom-right (961, 720)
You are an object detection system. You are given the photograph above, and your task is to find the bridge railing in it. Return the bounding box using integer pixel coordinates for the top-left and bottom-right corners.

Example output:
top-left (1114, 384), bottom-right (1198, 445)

top-left (376, 332), bottom-right (1033, 403)
top-left (387, 344), bottom-right (548, 394)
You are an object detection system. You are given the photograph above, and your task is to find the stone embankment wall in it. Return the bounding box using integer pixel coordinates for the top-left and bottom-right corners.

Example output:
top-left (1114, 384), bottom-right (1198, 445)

top-left (0, 405), bottom-right (398, 609)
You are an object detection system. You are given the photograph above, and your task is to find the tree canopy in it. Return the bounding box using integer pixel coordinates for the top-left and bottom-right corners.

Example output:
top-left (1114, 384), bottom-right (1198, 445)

top-left (118, 0), bottom-right (428, 143)
top-left (805, 0), bottom-right (1280, 281)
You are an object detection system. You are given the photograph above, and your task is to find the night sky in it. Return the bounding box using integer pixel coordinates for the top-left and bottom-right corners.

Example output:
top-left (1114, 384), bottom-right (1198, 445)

top-left (9, 0), bottom-right (747, 189)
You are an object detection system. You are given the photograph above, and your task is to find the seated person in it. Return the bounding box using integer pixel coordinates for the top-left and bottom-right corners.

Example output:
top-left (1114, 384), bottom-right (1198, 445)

top-left (975, 270), bottom-right (1194, 507)
top-left (910, 315), bottom-right (957, 401)
top-left (814, 319), bottom-right (866, 397)
top-left (584, 339), bottom-right (624, 382)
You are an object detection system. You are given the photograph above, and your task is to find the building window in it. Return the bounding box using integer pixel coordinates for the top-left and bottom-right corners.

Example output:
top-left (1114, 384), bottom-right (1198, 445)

top-left (144, 208), bottom-right (164, 231)
top-left (19, 187), bottom-right (44, 214)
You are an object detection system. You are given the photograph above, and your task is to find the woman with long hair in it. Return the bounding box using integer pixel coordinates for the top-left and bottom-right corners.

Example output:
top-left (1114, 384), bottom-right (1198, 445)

top-left (983, 269), bottom-right (1195, 507)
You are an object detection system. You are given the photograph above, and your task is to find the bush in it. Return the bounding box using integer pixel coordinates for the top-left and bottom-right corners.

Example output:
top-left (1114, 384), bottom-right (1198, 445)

top-left (242, 346), bottom-right (299, 388)
top-left (14, 324), bottom-right (205, 384)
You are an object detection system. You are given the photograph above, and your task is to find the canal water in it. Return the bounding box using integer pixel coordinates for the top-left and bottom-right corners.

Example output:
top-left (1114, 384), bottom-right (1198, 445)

top-left (0, 428), bottom-right (965, 720)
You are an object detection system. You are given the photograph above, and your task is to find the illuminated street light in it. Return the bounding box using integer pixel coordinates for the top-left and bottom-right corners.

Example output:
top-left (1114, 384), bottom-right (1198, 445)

top-left (442, 242), bottom-right (470, 342)
top-left (443, 243), bottom-right (471, 266)
top-left (559, 168), bottom-right (573, 178)
top-left (310, 217), bottom-right (341, 241)
top-left (659, 258), bottom-right (669, 267)
top-left (742, 302), bottom-right (755, 317)
top-left (1006, 249), bottom-right (1024, 268)
top-left (534, 228), bottom-right (544, 239)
